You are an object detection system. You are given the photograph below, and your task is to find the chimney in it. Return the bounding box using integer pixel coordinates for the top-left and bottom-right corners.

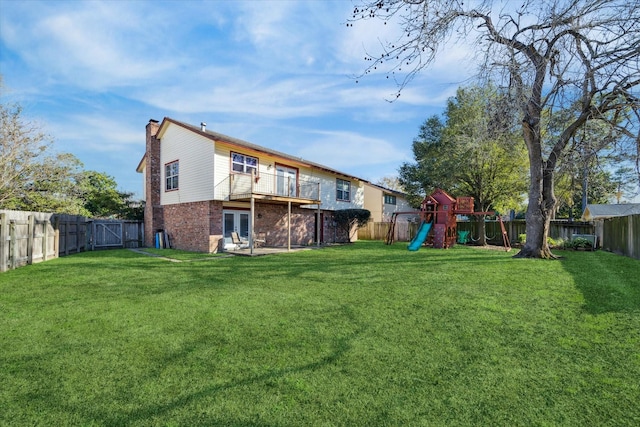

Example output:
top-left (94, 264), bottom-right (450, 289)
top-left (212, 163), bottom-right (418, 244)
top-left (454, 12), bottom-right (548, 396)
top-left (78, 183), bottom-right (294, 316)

top-left (201, 122), bottom-right (206, 132)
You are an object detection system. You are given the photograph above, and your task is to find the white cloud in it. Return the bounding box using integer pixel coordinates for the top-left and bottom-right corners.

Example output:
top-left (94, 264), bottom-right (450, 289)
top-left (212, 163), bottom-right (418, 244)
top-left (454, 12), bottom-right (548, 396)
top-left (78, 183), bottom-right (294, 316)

top-left (295, 130), bottom-right (410, 172)
top-left (1, 1), bottom-right (182, 90)
top-left (49, 114), bottom-right (142, 154)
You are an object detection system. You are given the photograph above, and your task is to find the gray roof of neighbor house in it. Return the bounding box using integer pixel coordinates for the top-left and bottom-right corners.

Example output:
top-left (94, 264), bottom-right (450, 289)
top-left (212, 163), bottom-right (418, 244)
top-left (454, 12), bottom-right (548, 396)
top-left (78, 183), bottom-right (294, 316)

top-left (159, 117), bottom-right (371, 184)
top-left (581, 203), bottom-right (640, 221)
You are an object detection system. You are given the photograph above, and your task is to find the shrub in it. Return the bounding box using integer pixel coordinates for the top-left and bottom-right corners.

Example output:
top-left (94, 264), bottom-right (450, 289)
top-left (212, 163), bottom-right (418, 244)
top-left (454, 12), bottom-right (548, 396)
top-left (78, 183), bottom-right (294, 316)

top-left (571, 237), bottom-right (593, 249)
top-left (333, 209), bottom-right (371, 243)
top-left (518, 234), bottom-right (562, 248)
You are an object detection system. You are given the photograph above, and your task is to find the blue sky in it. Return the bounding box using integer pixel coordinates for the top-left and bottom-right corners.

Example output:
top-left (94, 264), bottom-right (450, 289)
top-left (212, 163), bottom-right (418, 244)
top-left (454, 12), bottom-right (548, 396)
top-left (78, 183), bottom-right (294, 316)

top-left (0, 0), bottom-right (475, 198)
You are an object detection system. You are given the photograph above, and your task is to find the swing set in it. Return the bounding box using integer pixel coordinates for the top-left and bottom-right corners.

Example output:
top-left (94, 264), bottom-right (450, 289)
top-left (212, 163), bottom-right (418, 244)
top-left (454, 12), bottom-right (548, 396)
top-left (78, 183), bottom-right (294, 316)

top-left (385, 188), bottom-right (511, 251)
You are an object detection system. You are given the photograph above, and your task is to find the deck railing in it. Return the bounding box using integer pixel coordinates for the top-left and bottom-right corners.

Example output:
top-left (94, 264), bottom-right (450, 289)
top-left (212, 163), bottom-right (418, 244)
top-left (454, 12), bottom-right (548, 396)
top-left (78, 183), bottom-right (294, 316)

top-left (214, 171), bottom-right (320, 202)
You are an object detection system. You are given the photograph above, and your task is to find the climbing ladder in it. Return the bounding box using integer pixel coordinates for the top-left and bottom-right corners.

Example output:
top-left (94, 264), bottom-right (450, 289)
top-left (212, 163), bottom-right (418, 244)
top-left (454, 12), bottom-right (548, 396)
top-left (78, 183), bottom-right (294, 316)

top-left (498, 216), bottom-right (511, 251)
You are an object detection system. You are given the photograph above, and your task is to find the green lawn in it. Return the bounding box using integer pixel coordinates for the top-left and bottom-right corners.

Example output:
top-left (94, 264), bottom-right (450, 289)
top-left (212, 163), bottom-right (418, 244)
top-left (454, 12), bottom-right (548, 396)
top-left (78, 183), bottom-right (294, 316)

top-left (1, 242), bottom-right (639, 426)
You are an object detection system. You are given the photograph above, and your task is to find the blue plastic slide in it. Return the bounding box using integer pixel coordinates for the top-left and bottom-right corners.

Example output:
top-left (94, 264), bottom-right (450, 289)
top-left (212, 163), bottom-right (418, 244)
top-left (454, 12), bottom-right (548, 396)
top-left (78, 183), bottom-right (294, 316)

top-left (408, 221), bottom-right (432, 251)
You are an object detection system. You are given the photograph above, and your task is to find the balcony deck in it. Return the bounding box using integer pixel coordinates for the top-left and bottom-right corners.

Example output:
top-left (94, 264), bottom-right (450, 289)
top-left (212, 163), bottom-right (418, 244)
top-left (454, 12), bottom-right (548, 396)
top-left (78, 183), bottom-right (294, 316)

top-left (216, 172), bottom-right (321, 206)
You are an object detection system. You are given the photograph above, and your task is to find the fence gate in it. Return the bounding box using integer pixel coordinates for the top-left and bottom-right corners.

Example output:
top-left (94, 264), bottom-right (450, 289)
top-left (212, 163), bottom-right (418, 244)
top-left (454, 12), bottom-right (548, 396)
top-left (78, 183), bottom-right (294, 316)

top-left (93, 221), bottom-right (123, 249)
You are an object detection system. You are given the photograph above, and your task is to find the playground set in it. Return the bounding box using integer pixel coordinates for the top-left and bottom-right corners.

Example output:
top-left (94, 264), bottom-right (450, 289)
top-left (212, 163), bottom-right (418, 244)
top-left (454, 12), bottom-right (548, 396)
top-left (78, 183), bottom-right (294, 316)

top-left (385, 188), bottom-right (510, 251)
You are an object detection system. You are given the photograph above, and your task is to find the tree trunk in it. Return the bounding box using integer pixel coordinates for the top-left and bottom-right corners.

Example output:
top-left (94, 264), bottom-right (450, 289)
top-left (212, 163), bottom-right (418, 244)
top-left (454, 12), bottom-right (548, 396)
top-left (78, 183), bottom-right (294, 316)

top-left (514, 113), bottom-right (557, 259)
top-left (514, 162), bottom-right (557, 259)
top-left (477, 215), bottom-right (487, 246)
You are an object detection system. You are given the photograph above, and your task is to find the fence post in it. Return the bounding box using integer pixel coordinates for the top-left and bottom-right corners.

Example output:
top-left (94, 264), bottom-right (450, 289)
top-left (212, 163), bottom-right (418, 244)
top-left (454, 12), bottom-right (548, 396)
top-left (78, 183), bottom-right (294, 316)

top-left (0, 214), bottom-right (7, 272)
top-left (10, 221), bottom-right (17, 270)
top-left (54, 221), bottom-right (59, 259)
top-left (64, 216), bottom-right (70, 256)
top-left (27, 215), bottom-right (35, 265)
top-left (42, 220), bottom-right (49, 262)
top-left (628, 215), bottom-right (634, 258)
top-left (91, 220), bottom-right (95, 251)
top-left (76, 216), bottom-right (82, 253)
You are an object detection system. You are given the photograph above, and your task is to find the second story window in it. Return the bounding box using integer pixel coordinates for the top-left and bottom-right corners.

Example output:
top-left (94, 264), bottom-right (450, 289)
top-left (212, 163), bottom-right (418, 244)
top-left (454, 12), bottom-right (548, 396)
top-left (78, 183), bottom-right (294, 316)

top-left (165, 161), bottom-right (179, 191)
top-left (336, 178), bottom-right (351, 202)
top-left (231, 152), bottom-right (258, 175)
top-left (384, 194), bottom-right (397, 205)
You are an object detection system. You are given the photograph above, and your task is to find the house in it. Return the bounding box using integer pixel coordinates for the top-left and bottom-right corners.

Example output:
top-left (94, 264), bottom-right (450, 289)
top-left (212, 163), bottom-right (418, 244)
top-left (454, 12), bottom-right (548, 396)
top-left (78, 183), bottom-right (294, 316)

top-left (136, 118), bottom-right (368, 253)
top-left (581, 203), bottom-right (640, 249)
top-left (363, 183), bottom-right (420, 223)
top-left (581, 203), bottom-right (640, 221)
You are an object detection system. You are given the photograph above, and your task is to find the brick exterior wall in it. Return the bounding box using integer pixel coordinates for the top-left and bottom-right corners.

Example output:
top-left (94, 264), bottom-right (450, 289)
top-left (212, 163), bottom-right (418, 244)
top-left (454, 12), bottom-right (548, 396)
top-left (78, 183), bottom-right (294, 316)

top-left (144, 120), bottom-right (163, 247)
top-left (253, 203), bottom-right (314, 246)
top-left (253, 204), bottom-right (346, 245)
top-left (163, 200), bottom-right (223, 252)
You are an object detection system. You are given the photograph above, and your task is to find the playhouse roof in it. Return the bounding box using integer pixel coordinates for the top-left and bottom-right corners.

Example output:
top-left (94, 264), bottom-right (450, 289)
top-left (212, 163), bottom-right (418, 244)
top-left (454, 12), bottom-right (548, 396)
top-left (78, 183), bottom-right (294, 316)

top-left (431, 188), bottom-right (456, 204)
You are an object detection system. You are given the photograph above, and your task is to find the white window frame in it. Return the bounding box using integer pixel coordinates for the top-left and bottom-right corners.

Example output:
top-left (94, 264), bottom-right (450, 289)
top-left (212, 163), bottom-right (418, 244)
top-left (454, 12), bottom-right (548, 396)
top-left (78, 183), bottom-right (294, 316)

top-left (231, 152), bottom-right (258, 175)
top-left (336, 178), bottom-right (351, 202)
top-left (165, 161), bottom-right (179, 191)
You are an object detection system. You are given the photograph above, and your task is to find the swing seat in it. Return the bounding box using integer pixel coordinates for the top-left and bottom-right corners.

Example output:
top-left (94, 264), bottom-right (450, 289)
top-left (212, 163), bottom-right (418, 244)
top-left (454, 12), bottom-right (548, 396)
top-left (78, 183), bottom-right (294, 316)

top-left (457, 230), bottom-right (470, 244)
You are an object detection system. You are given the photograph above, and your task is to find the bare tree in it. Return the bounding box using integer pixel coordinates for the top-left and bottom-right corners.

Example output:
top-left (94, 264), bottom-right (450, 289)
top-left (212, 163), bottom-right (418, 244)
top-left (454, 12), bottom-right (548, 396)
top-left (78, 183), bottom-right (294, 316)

top-left (375, 175), bottom-right (404, 191)
top-left (350, 0), bottom-right (640, 258)
top-left (0, 102), bottom-right (52, 207)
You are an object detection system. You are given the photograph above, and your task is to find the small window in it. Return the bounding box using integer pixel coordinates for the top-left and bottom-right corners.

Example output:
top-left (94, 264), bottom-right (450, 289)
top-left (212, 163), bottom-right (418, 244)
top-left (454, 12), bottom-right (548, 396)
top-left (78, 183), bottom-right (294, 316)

top-left (231, 152), bottom-right (258, 175)
top-left (165, 161), bottom-right (179, 191)
top-left (336, 178), bottom-right (351, 202)
top-left (384, 194), bottom-right (397, 205)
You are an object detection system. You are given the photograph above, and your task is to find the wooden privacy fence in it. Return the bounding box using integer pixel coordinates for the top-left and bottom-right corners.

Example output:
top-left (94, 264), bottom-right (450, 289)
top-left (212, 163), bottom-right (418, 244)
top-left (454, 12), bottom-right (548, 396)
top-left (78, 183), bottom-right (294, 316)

top-left (0, 210), bottom-right (57, 272)
top-left (601, 214), bottom-right (640, 260)
top-left (0, 210), bottom-right (144, 272)
top-left (359, 219), bottom-right (594, 246)
top-left (358, 221), bottom-right (419, 242)
top-left (55, 215), bottom-right (144, 254)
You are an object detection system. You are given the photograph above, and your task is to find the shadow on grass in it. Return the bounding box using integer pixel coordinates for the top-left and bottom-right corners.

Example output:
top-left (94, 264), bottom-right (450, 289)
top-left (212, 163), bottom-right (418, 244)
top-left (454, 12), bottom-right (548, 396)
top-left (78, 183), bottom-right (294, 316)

top-left (560, 250), bottom-right (640, 314)
top-left (44, 305), bottom-right (364, 426)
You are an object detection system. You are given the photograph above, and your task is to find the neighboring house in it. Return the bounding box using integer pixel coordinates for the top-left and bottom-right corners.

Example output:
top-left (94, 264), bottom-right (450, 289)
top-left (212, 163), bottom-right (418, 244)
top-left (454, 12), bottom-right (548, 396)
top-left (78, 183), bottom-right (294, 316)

top-left (363, 183), bottom-right (420, 223)
top-left (136, 118), bottom-right (367, 252)
top-left (581, 203), bottom-right (640, 248)
top-left (581, 203), bottom-right (640, 221)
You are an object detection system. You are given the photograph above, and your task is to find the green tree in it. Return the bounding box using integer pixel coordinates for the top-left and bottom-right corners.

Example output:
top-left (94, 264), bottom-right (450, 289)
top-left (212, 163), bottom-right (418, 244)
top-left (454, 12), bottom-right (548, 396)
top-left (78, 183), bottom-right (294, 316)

top-left (80, 171), bottom-right (135, 218)
top-left (351, 0), bottom-right (640, 258)
top-left (398, 115), bottom-right (452, 208)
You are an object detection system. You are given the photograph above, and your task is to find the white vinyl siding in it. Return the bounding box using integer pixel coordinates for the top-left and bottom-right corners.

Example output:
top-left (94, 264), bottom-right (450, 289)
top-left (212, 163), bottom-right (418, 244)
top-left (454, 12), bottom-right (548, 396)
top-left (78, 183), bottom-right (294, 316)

top-left (160, 124), bottom-right (215, 205)
top-left (298, 172), bottom-right (364, 211)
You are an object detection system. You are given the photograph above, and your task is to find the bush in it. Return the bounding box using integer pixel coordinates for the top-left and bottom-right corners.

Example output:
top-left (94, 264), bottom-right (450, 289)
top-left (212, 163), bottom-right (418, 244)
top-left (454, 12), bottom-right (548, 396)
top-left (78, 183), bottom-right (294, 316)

top-left (333, 209), bottom-right (371, 243)
top-left (518, 234), bottom-right (563, 248)
top-left (570, 237), bottom-right (593, 249)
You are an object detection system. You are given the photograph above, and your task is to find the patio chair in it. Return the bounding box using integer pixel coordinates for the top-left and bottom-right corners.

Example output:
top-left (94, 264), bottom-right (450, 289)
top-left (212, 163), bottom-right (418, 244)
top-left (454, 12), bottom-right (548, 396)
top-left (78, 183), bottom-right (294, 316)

top-left (254, 232), bottom-right (266, 248)
top-left (230, 232), bottom-right (250, 250)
